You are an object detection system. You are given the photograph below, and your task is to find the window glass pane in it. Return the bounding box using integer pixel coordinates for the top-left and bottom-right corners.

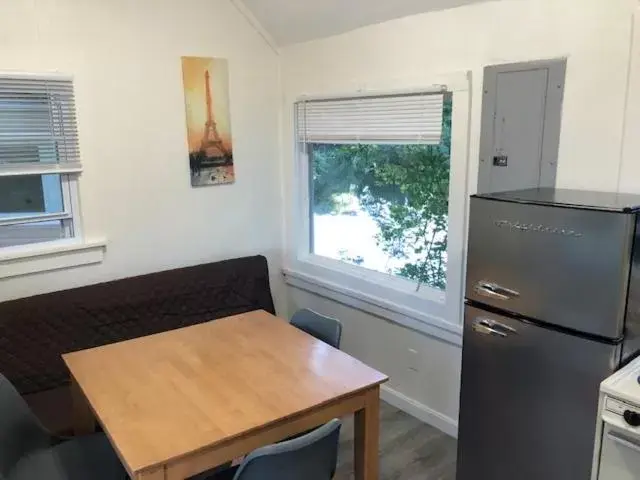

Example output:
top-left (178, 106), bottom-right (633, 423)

top-left (310, 95), bottom-right (452, 291)
top-left (0, 220), bottom-right (66, 248)
top-left (0, 174), bottom-right (64, 217)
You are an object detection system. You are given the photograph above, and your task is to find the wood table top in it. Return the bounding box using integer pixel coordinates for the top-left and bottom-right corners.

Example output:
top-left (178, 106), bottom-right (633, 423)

top-left (63, 310), bottom-right (388, 474)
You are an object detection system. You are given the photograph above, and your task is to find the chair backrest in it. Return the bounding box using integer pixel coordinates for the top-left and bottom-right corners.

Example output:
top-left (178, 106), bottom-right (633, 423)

top-left (0, 374), bottom-right (52, 477)
top-left (232, 419), bottom-right (342, 480)
top-left (290, 309), bottom-right (343, 349)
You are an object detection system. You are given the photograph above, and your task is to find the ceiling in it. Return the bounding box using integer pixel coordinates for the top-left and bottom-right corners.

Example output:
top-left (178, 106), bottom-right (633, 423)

top-left (240, 0), bottom-right (492, 46)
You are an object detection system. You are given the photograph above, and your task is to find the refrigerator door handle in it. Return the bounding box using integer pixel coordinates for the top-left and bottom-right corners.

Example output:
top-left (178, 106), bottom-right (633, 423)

top-left (474, 281), bottom-right (520, 301)
top-left (473, 320), bottom-right (508, 337)
top-left (477, 317), bottom-right (518, 334)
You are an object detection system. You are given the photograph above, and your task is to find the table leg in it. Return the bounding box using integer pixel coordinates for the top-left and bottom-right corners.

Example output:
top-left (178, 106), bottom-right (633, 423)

top-left (354, 386), bottom-right (380, 480)
top-left (70, 376), bottom-right (95, 435)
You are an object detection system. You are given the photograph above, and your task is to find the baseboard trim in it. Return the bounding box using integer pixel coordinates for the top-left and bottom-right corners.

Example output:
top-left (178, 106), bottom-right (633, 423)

top-left (380, 385), bottom-right (458, 438)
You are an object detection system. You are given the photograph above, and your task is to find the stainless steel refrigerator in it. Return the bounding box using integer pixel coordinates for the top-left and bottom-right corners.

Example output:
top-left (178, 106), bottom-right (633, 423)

top-left (457, 188), bottom-right (640, 480)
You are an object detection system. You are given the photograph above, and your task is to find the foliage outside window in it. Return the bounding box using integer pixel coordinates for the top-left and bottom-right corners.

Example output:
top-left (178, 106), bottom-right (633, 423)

top-left (309, 95), bottom-right (452, 291)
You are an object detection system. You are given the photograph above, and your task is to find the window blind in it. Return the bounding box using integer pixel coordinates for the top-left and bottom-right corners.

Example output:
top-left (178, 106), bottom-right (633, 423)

top-left (0, 75), bottom-right (81, 176)
top-left (296, 92), bottom-right (445, 144)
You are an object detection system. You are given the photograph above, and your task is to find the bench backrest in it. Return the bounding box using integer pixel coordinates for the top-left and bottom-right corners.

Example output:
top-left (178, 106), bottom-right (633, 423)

top-left (0, 255), bottom-right (275, 394)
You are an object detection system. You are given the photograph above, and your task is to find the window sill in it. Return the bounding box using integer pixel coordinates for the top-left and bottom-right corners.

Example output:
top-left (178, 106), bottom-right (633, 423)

top-left (0, 239), bottom-right (106, 279)
top-left (283, 267), bottom-right (463, 346)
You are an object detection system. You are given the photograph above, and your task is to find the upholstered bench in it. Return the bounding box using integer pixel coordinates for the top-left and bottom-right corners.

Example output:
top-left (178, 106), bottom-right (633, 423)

top-left (0, 255), bottom-right (275, 434)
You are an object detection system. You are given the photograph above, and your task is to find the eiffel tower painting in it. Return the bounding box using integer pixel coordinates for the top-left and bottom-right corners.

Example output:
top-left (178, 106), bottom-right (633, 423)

top-left (200, 70), bottom-right (230, 159)
top-left (181, 57), bottom-right (235, 186)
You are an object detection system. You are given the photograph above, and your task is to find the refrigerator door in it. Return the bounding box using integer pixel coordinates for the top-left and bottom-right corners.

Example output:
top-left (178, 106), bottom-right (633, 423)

top-left (457, 305), bottom-right (620, 480)
top-left (466, 197), bottom-right (635, 339)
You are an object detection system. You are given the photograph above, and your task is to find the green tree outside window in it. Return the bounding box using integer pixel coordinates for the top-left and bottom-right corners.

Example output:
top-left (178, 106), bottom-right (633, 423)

top-left (310, 94), bottom-right (452, 291)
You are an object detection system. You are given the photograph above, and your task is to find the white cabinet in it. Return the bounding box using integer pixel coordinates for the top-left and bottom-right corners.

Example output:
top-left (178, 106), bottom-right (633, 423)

top-left (599, 419), bottom-right (640, 480)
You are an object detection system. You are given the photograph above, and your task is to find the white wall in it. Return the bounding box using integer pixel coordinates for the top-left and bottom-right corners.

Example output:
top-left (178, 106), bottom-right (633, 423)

top-left (281, 0), bottom-right (637, 434)
top-left (287, 288), bottom-right (463, 435)
top-left (620, 5), bottom-right (640, 193)
top-left (0, 0), bottom-right (286, 313)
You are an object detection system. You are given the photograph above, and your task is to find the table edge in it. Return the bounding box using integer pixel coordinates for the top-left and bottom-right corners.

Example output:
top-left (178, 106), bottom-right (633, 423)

top-left (131, 380), bottom-right (388, 474)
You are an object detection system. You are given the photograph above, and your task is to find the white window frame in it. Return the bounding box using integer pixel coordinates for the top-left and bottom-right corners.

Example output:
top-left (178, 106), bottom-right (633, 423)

top-left (0, 173), bottom-right (83, 245)
top-left (284, 72), bottom-right (471, 341)
top-left (0, 72), bottom-right (105, 278)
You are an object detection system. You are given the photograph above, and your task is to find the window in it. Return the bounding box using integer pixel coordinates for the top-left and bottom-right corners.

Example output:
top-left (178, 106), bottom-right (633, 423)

top-left (298, 92), bottom-right (452, 292)
top-left (0, 74), bottom-right (82, 250)
top-left (287, 77), bottom-right (471, 335)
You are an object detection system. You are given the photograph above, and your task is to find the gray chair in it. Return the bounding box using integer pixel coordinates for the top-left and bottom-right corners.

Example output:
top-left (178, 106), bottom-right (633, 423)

top-left (290, 309), bottom-right (343, 349)
top-left (0, 373), bottom-right (127, 480)
top-left (211, 419), bottom-right (342, 480)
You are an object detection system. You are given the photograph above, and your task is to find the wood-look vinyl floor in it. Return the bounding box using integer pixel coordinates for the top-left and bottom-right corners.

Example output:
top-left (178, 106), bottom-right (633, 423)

top-left (334, 401), bottom-right (457, 480)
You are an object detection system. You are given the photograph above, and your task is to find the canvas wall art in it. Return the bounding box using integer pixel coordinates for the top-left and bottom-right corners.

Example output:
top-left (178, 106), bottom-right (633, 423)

top-left (181, 56), bottom-right (234, 186)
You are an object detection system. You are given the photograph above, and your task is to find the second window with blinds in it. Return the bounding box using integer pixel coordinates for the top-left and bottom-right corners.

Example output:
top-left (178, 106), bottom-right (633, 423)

top-left (0, 75), bottom-right (82, 250)
top-left (297, 92), bottom-right (452, 292)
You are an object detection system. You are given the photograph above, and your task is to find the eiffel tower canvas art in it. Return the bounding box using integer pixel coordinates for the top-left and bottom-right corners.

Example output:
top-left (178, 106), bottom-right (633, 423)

top-left (181, 57), bottom-right (235, 186)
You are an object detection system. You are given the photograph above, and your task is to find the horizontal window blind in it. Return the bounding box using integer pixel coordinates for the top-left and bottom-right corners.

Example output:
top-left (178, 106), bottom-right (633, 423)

top-left (296, 92), bottom-right (444, 144)
top-left (0, 75), bottom-right (81, 177)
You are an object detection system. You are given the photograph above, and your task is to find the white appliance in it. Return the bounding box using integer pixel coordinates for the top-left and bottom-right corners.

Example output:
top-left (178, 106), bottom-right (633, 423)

top-left (593, 356), bottom-right (640, 480)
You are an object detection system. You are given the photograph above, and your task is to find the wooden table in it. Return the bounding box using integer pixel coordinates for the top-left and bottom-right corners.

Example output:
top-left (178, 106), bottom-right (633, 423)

top-left (63, 310), bottom-right (388, 480)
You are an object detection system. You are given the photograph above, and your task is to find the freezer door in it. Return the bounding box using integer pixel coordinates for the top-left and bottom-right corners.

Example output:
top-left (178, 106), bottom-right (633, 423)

top-left (457, 306), bottom-right (620, 480)
top-left (466, 197), bottom-right (634, 338)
